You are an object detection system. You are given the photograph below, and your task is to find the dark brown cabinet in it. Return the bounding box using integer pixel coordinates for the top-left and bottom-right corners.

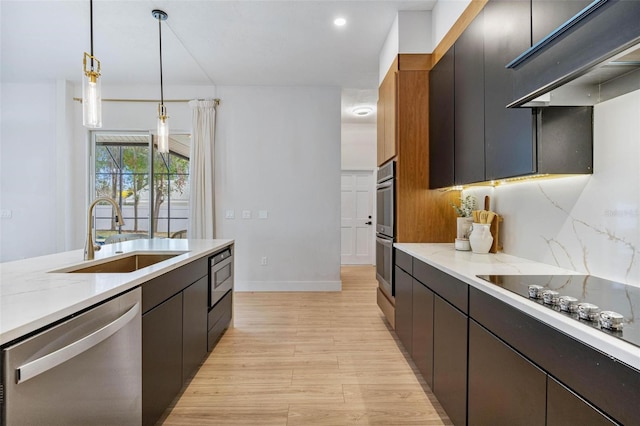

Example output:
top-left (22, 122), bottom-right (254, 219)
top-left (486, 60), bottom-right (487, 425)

top-left (428, 0), bottom-right (593, 189)
top-left (429, 46), bottom-right (454, 189)
top-left (547, 376), bottom-right (616, 426)
top-left (394, 265), bottom-right (413, 354)
top-left (433, 296), bottom-right (468, 426)
top-left (140, 255), bottom-right (213, 426)
top-left (182, 276), bottom-right (208, 383)
top-left (454, 10), bottom-right (485, 185)
top-left (483, 0), bottom-right (535, 180)
top-left (468, 320), bottom-right (546, 425)
top-left (142, 293), bottom-right (183, 426)
top-left (411, 280), bottom-right (434, 387)
top-left (531, 0), bottom-right (592, 45)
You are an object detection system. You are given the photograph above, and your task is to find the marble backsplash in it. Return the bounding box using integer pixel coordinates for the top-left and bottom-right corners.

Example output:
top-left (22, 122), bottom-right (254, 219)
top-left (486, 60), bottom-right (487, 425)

top-left (464, 89), bottom-right (640, 287)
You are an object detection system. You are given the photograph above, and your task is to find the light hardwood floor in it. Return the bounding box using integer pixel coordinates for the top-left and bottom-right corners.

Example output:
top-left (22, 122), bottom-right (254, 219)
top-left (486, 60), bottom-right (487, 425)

top-left (161, 266), bottom-right (452, 425)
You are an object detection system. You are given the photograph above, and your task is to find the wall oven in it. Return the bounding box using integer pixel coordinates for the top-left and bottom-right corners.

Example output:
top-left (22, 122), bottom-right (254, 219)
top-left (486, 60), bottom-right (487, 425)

top-left (376, 161), bottom-right (395, 301)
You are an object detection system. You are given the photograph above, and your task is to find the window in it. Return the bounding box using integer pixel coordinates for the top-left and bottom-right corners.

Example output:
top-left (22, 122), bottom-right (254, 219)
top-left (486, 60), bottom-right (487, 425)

top-left (91, 132), bottom-right (190, 243)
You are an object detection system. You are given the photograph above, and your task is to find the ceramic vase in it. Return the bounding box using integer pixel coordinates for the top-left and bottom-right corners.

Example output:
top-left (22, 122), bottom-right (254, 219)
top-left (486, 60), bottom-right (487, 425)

top-left (469, 223), bottom-right (493, 254)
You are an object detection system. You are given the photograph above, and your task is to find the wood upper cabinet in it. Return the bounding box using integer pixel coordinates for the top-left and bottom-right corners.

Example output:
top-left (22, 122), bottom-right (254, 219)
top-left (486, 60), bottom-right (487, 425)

top-left (377, 63), bottom-right (397, 166)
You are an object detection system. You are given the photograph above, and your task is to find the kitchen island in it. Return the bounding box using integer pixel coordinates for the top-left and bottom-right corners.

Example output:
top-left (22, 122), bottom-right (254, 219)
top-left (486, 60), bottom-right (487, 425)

top-left (394, 243), bottom-right (639, 425)
top-left (1, 238), bottom-right (234, 425)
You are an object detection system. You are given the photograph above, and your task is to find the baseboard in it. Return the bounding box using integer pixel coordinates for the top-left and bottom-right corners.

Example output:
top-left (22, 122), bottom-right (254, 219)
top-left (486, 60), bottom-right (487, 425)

top-left (235, 280), bottom-right (342, 292)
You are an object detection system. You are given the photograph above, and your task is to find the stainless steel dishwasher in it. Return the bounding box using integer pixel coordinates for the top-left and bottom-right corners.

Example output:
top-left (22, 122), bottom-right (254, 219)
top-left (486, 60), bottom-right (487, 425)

top-left (1, 287), bottom-right (141, 425)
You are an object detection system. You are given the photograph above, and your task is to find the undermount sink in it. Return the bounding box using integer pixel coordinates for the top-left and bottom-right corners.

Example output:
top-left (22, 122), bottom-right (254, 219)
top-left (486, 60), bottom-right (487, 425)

top-left (52, 252), bottom-right (187, 273)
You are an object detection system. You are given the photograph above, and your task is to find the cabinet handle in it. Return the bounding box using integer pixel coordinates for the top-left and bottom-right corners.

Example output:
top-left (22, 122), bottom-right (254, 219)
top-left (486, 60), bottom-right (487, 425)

top-left (15, 302), bottom-right (140, 384)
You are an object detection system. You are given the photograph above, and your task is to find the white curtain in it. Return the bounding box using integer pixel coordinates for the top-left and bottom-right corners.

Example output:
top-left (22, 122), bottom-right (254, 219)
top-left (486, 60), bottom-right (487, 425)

top-left (188, 100), bottom-right (217, 239)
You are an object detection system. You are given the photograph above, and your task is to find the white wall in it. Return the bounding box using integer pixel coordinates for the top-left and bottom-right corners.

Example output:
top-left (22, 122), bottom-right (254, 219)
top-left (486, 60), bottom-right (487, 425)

top-left (1, 83), bottom-right (58, 261)
top-left (341, 123), bottom-right (377, 170)
top-left (431, 0), bottom-right (471, 50)
top-left (214, 86), bottom-right (342, 291)
top-left (464, 90), bottom-right (640, 287)
top-left (1, 82), bottom-right (343, 292)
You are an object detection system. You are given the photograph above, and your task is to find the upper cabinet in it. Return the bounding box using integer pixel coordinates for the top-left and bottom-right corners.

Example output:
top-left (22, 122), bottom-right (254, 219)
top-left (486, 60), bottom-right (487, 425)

top-left (429, 0), bottom-right (593, 189)
top-left (377, 66), bottom-right (397, 166)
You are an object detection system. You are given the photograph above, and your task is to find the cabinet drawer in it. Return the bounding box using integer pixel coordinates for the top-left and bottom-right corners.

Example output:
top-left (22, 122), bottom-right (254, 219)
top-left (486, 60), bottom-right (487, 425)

top-left (395, 249), bottom-right (413, 274)
top-left (208, 290), bottom-right (232, 331)
top-left (469, 287), bottom-right (640, 425)
top-left (142, 256), bottom-right (208, 314)
top-left (413, 259), bottom-right (468, 313)
top-left (207, 291), bottom-right (232, 351)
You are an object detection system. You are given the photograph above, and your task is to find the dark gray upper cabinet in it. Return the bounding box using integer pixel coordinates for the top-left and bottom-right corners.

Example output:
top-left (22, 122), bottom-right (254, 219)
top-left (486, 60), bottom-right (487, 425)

top-left (483, 0), bottom-right (536, 180)
top-left (454, 10), bottom-right (485, 185)
top-left (429, 46), bottom-right (455, 189)
top-left (531, 0), bottom-right (592, 45)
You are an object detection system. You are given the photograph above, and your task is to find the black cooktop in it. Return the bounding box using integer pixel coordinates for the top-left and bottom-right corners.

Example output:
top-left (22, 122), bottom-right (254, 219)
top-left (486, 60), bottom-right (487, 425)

top-left (477, 275), bottom-right (640, 349)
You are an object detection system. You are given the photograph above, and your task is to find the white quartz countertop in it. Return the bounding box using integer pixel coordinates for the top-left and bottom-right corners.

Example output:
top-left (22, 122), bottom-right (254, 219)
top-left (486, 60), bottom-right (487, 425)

top-left (0, 239), bottom-right (233, 346)
top-left (395, 243), bottom-right (640, 371)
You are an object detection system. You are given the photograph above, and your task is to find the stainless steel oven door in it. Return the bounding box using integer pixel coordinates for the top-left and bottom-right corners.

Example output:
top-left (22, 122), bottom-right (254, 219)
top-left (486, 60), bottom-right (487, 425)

top-left (376, 235), bottom-right (394, 300)
top-left (376, 180), bottom-right (395, 238)
top-left (210, 252), bottom-right (233, 307)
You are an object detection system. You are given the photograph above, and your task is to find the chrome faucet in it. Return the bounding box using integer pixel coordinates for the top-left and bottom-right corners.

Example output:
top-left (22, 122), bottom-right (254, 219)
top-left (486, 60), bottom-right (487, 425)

top-left (85, 197), bottom-right (125, 260)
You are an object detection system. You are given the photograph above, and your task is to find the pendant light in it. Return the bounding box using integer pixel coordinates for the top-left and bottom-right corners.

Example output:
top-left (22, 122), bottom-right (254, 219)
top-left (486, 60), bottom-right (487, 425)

top-left (82, 0), bottom-right (102, 128)
top-left (153, 9), bottom-right (169, 154)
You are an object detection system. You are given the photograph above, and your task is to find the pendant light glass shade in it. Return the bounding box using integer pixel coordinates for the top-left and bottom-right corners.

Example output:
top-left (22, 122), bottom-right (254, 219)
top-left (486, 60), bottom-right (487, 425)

top-left (157, 104), bottom-right (169, 153)
top-left (82, 53), bottom-right (102, 128)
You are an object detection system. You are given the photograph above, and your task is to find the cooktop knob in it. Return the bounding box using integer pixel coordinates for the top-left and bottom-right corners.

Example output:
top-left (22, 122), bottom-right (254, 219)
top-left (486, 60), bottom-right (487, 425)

top-left (559, 296), bottom-right (579, 313)
top-left (542, 290), bottom-right (560, 306)
top-left (599, 311), bottom-right (624, 331)
top-left (577, 303), bottom-right (600, 321)
top-left (528, 285), bottom-right (544, 299)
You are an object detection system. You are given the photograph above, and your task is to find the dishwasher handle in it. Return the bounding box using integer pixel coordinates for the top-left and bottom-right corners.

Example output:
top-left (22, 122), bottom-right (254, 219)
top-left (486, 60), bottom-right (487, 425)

top-left (15, 302), bottom-right (140, 384)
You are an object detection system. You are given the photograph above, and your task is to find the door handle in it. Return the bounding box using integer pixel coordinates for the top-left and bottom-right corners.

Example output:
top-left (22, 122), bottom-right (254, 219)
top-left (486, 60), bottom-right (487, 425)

top-left (15, 302), bottom-right (140, 384)
top-left (365, 221), bottom-right (372, 225)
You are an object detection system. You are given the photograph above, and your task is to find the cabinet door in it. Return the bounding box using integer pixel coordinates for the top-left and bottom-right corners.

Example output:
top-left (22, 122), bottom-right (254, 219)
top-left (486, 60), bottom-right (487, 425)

top-left (411, 279), bottom-right (434, 387)
top-left (384, 71), bottom-right (397, 162)
top-left (433, 296), bottom-right (467, 426)
top-left (142, 293), bottom-right (183, 426)
top-left (547, 377), bottom-right (616, 426)
top-left (531, 0), bottom-right (592, 46)
top-left (483, 0), bottom-right (536, 180)
top-left (377, 90), bottom-right (385, 165)
top-left (394, 265), bottom-right (413, 354)
top-left (468, 320), bottom-right (546, 426)
top-left (182, 276), bottom-right (208, 383)
top-left (454, 10), bottom-right (485, 184)
top-left (428, 46), bottom-right (454, 189)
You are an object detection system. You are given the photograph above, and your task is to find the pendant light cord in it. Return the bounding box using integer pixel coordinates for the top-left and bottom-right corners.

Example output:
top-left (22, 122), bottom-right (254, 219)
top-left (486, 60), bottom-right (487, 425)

top-left (89, 0), bottom-right (94, 69)
top-left (158, 16), bottom-right (164, 106)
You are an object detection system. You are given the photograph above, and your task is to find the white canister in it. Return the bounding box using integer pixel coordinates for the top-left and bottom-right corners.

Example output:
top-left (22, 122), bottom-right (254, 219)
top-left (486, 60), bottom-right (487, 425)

top-left (469, 223), bottom-right (493, 254)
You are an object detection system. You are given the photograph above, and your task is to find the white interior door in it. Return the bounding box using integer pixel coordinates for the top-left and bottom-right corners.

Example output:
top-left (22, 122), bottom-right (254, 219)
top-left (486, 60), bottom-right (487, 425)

top-left (341, 171), bottom-right (375, 265)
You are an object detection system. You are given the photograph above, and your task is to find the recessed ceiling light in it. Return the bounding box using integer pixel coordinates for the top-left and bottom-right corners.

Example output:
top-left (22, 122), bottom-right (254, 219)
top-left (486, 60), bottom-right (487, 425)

top-left (334, 17), bottom-right (347, 27)
top-left (352, 106), bottom-right (373, 116)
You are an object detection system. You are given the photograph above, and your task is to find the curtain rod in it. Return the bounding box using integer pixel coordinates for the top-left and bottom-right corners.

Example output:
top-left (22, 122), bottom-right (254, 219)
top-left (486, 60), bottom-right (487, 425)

top-left (73, 97), bottom-right (220, 105)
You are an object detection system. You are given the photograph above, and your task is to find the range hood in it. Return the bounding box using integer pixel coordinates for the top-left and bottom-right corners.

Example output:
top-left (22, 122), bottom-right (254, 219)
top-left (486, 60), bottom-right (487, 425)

top-left (506, 0), bottom-right (640, 108)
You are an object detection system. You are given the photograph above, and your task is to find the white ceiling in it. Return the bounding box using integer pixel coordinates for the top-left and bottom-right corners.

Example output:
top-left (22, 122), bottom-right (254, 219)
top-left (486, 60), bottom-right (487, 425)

top-left (1, 0), bottom-right (437, 124)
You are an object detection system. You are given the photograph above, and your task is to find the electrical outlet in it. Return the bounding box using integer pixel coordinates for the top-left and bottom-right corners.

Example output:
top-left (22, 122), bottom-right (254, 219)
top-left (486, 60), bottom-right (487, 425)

top-left (225, 210), bottom-right (235, 219)
top-left (242, 210), bottom-right (251, 219)
top-left (260, 256), bottom-right (268, 266)
top-left (0, 209), bottom-right (12, 219)
top-left (258, 210), bottom-right (268, 219)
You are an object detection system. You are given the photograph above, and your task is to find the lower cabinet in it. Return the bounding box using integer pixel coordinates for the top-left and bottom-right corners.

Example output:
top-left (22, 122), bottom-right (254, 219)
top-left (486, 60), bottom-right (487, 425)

top-left (411, 279), bottom-right (434, 387)
top-left (433, 296), bottom-right (468, 426)
top-left (182, 276), bottom-right (208, 383)
top-left (547, 376), bottom-right (616, 426)
top-left (142, 293), bottom-right (183, 426)
top-left (394, 265), bottom-right (413, 354)
top-left (468, 320), bottom-right (546, 426)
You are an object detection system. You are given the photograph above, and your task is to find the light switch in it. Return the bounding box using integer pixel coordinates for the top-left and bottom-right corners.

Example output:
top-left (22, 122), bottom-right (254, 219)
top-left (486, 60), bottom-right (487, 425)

top-left (0, 209), bottom-right (12, 219)
top-left (242, 210), bottom-right (251, 219)
top-left (258, 210), bottom-right (268, 219)
top-left (225, 210), bottom-right (235, 219)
